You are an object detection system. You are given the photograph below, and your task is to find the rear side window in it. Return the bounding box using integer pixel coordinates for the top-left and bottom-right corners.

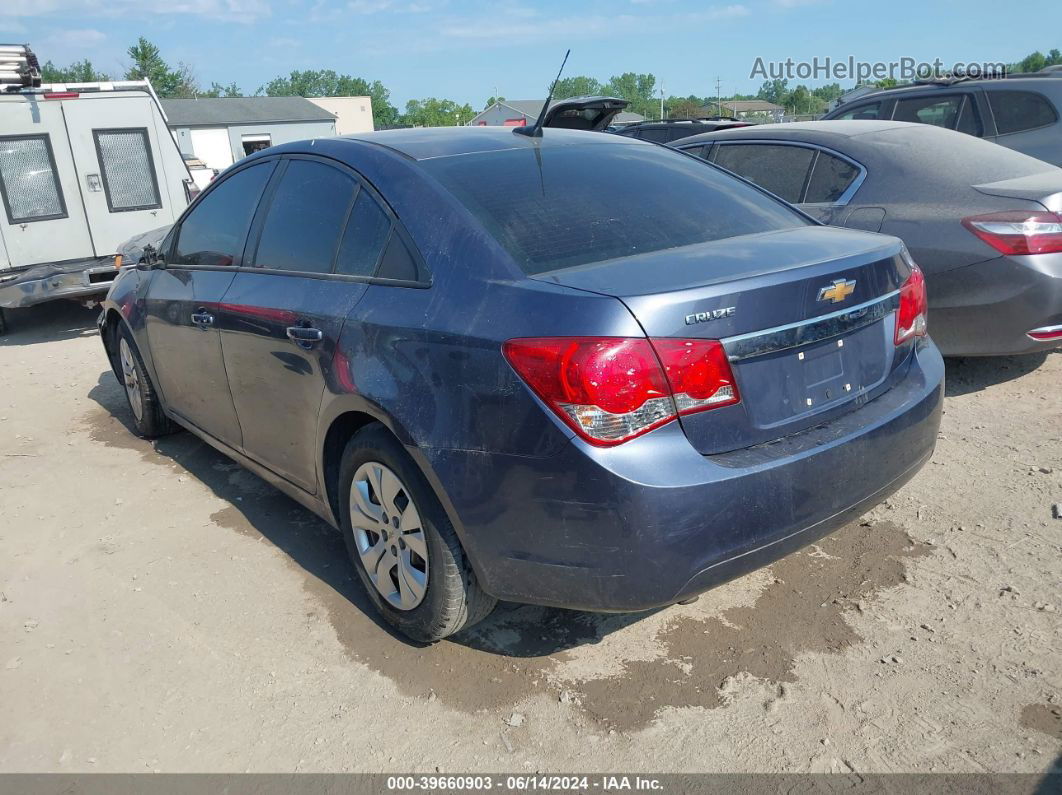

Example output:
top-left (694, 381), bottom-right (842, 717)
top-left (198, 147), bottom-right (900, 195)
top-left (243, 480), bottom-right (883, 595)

top-left (638, 128), bottom-right (669, 143)
top-left (833, 102), bottom-right (882, 121)
top-left (893, 94), bottom-right (983, 136)
top-left (713, 143), bottom-right (815, 203)
top-left (0, 134), bottom-right (66, 223)
top-left (335, 188), bottom-right (391, 277)
top-left (422, 142), bottom-right (808, 274)
top-left (376, 233), bottom-right (419, 281)
top-left (173, 162), bottom-right (272, 267)
top-left (93, 128), bottom-right (161, 212)
top-left (253, 159), bottom-right (356, 274)
top-left (804, 152), bottom-right (861, 204)
top-left (989, 90), bottom-right (1058, 135)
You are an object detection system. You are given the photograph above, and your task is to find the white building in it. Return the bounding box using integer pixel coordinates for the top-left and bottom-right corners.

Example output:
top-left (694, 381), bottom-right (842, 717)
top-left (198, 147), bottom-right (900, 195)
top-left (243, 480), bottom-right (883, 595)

top-left (307, 96), bottom-right (375, 135)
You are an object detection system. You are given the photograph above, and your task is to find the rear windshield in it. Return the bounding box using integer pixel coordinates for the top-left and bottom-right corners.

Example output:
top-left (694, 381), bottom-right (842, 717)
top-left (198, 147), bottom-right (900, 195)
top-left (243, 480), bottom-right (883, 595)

top-left (421, 142), bottom-right (810, 274)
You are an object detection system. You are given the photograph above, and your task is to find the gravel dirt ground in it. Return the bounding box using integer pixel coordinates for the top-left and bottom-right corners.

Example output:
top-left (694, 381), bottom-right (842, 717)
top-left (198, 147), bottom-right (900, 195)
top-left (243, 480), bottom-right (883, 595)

top-left (1, 302), bottom-right (1059, 774)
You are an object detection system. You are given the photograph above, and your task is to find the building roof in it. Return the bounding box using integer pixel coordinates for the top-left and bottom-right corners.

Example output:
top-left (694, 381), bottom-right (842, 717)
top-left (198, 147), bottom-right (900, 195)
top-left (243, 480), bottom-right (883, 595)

top-left (160, 96), bottom-right (337, 126)
top-left (720, 100), bottom-right (785, 113)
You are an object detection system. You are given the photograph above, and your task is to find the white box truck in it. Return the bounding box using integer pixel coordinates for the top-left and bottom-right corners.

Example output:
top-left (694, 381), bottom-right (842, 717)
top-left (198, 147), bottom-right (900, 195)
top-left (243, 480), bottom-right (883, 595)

top-left (0, 44), bottom-right (196, 333)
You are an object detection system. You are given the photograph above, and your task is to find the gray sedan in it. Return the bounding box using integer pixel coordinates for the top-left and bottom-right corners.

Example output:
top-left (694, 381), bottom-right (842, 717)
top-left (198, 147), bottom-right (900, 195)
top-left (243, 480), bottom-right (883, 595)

top-left (674, 121), bottom-right (1062, 356)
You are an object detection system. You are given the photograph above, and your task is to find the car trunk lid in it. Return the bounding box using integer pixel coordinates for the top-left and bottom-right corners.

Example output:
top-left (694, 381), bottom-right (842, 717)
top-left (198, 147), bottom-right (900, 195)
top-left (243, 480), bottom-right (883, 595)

top-left (533, 225), bottom-right (911, 454)
top-left (972, 170), bottom-right (1062, 213)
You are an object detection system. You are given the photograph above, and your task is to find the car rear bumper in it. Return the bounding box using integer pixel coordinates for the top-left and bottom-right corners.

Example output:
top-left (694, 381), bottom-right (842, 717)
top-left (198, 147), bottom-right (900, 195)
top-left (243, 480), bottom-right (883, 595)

top-left (928, 253), bottom-right (1062, 356)
top-left (422, 339), bottom-right (944, 611)
top-left (0, 257), bottom-right (118, 309)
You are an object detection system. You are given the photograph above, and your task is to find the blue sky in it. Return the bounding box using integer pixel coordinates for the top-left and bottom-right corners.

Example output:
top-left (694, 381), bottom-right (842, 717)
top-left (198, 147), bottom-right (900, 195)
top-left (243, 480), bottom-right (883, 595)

top-left (2, 0), bottom-right (1059, 109)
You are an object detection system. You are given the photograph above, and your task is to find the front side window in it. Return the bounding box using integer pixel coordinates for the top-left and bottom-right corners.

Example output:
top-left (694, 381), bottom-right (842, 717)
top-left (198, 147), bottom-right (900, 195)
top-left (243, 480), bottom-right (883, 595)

top-left (172, 162), bottom-right (272, 267)
top-left (713, 143), bottom-right (815, 204)
top-left (94, 129), bottom-right (161, 212)
top-left (0, 134), bottom-right (66, 223)
top-left (252, 159), bottom-right (356, 274)
top-left (422, 142), bottom-right (809, 274)
top-left (833, 102), bottom-right (882, 121)
top-left (989, 90), bottom-right (1058, 135)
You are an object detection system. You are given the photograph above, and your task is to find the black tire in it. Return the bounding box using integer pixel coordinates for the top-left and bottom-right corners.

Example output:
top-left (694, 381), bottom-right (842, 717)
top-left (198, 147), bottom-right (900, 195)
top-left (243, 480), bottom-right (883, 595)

top-left (338, 424), bottom-right (496, 642)
top-left (116, 324), bottom-right (176, 439)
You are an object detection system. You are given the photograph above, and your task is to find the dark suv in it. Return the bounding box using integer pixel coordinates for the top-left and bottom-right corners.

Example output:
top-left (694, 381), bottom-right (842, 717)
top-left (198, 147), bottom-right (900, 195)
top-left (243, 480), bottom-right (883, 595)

top-left (615, 118), bottom-right (751, 144)
top-left (822, 75), bottom-right (1062, 166)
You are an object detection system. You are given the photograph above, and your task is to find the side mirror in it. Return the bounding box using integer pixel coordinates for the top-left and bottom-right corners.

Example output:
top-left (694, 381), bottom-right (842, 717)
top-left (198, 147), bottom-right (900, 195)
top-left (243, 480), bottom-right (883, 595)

top-left (138, 244), bottom-right (164, 270)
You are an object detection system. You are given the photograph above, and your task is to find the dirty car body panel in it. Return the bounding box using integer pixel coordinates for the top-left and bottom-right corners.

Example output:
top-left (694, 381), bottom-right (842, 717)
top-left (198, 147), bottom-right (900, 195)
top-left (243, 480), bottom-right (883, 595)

top-left (99, 127), bottom-right (943, 614)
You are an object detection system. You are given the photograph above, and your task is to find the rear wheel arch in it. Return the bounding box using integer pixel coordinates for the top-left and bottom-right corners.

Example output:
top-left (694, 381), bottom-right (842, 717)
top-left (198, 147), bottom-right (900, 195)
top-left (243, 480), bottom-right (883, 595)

top-left (319, 409), bottom-right (480, 576)
top-left (322, 410), bottom-right (383, 524)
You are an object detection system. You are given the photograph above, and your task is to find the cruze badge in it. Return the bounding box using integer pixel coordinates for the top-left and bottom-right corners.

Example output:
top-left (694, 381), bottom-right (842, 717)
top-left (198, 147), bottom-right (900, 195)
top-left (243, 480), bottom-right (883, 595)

top-left (818, 279), bottom-right (856, 304)
top-left (685, 306), bottom-right (736, 326)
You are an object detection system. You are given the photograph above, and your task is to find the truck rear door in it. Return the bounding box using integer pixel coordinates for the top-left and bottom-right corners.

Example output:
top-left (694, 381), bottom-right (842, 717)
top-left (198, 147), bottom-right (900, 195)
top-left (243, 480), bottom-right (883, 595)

top-left (60, 93), bottom-right (183, 256)
top-left (0, 96), bottom-right (94, 269)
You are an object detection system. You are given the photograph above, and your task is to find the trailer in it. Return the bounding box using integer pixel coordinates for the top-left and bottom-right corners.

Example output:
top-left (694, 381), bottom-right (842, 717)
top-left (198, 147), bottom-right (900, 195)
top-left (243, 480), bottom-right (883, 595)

top-left (0, 44), bottom-right (196, 333)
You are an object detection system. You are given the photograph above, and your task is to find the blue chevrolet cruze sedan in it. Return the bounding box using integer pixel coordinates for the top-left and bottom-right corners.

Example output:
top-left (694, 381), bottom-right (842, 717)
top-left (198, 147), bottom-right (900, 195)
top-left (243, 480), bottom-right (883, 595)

top-left (99, 126), bottom-right (943, 642)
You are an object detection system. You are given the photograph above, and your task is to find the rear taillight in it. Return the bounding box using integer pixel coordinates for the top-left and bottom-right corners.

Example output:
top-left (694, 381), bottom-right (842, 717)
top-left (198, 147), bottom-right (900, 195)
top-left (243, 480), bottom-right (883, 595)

top-left (961, 210), bottom-right (1062, 256)
top-left (502, 336), bottom-right (739, 446)
top-left (1027, 325), bottom-right (1062, 342)
top-left (895, 264), bottom-right (928, 345)
top-left (650, 339), bottom-right (739, 415)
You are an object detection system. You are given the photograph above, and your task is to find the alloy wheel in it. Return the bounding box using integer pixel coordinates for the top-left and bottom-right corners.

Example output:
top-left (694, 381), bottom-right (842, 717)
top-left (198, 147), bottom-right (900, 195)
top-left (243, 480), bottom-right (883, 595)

top-left (349, 461), bottom-right (429, 610)
top-left (119, 337), bottom-right (144, 423)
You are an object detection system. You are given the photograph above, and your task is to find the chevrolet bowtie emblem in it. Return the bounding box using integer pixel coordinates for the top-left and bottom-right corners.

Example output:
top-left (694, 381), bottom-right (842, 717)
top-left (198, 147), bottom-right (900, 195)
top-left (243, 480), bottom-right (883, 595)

top-left (818, 279), bottom-right (856, 304)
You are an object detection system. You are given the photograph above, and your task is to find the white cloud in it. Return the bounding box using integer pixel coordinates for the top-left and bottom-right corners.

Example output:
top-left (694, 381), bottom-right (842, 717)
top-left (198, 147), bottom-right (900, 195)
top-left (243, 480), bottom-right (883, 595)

top-left (439, 4), bottom-right (748, 41)
top-left (1, 0), bottom-right (271, 22)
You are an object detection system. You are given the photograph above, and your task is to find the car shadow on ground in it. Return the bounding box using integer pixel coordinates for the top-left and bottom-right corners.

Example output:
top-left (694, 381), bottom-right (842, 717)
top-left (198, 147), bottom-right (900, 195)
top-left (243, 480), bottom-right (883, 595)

top-left (85, 369), bottom-right (653, 657)
top-left (944, 350), bottom-right (1056, 397)
top-left (0, 301), bottom-right (100, 346)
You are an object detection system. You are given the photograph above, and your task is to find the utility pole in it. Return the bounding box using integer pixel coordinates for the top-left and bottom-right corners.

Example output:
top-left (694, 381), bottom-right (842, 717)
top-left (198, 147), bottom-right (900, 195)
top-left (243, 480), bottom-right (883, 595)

top-left (659, 83), bottom-right (665, 120)
top-left (716, 76), bottom-right (722, 117)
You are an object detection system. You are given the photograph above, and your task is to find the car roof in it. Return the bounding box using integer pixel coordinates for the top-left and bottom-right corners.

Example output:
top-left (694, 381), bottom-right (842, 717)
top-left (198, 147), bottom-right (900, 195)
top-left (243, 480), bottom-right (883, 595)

top-left (675, 119), bottom-right (937, 147)
top-left (836, 75), bottom-right (1062, 105)
top-left (674, 119), bottom-right (1060, 185)
top-left (336, 126), bottom-right (646, 161)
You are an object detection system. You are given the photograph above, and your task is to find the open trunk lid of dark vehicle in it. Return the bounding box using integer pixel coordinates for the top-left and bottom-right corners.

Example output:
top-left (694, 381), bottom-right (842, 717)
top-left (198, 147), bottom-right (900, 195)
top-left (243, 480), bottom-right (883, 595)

top-left (541, 96), bottom-right (628, 132)
top-left (535, 226), bottom-right (912, 454)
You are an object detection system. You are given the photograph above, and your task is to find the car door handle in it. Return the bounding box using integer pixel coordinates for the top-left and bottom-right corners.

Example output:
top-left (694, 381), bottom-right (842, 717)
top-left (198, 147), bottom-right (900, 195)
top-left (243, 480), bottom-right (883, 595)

top-left (286, 326), bottom-right (323, 348)
top-left (191, 311), bottom-right (214, 328)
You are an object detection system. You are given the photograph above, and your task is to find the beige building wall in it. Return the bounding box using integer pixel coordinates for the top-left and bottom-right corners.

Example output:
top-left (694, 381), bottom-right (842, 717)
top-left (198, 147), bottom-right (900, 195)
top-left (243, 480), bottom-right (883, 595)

top-left (307, 96), bottom-right (374, 134)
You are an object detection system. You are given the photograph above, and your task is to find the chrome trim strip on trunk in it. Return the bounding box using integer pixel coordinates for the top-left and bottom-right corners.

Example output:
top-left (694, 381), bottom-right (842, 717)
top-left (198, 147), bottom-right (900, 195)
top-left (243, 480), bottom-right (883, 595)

top-left (721, 290), bottom-right (900, 362)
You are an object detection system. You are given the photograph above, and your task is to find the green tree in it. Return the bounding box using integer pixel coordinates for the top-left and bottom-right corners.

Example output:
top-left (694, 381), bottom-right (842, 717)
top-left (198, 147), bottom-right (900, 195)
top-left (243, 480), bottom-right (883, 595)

top-left (260, 69), bottom-right (399, 128)
top-left (124, 37), bottom-right (183, 97)
top-left (551, 76), bottom-right (603, 100)
top-left (811, 83), bottom-right (844, 103)
top-left (1012, 48), bottom-right (1062, 73)
top-left (401, 97), bottom-right (474, 127)
top-left (484, 95), bottom-right (505, 108)
top-left (40, 59), bottom-right (110, 83)
top-left (604, 72), bottom-right (657, 118)
top-left (757, 78), bottom-right (789, 106)
top-left (201, 81), bottom-right (242, 98)
top-left (667, 96), bottom-right (704, 119)
top-left (785, 84), bottom-right (812, 114)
